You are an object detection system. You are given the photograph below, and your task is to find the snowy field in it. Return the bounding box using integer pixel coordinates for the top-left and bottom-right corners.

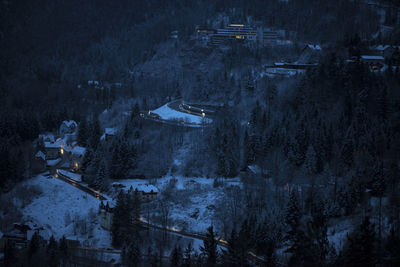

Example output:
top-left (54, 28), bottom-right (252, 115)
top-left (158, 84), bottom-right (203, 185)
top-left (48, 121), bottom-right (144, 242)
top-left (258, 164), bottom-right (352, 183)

top-left (151, 103), bottom-right (211, 124)
top-left (22, 175), bottom-right (111, 248)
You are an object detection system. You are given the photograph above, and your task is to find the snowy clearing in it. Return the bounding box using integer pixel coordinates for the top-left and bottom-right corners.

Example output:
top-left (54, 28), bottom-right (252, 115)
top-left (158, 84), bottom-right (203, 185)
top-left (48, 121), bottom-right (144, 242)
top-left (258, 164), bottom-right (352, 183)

top-left (22, 175), bottom-right (111, 248)
top-left (151, 103), bottom-right (211, 124)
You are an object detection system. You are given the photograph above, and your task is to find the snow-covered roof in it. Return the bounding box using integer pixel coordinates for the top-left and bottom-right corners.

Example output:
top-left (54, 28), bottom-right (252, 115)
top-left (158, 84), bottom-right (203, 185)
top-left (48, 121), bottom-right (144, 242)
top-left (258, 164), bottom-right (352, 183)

top-left (105, 128), bottom-right (116, 135)
top-left (88, 80), bottom-right (99, 85)
top-left (61, 120), bottom-right (77, 128)
top-left (72, 146), bottom-right (86, 156)
top-left (375, 44), bottom-right (391, 51)
top-left (307, 44), bottom-right (322, 50)
top-left (35, 151), bottom-right (46, 160)
top-left (248, 165), bottom-right (261, 174)
top-left (361, 55), bottom-right (384, 60)
top-left (133, 184), bottom-right (159, 193)
top-left (44, 139), bottom-right (63, 149)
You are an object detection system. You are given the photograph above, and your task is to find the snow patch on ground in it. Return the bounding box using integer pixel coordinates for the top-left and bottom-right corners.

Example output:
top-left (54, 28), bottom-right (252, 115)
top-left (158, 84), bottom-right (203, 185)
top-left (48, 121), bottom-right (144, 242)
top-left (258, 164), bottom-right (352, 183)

top-left (46, 158), bottom-right (61, 166)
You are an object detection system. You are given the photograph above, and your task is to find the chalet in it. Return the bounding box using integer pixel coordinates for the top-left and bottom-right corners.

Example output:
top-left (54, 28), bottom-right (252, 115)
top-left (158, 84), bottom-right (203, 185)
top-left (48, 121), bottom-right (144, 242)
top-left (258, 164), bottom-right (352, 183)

top-left (241, 165), bottom-right (270, 180)
top-left (297, 44), bottom-right (322, 64)
top-left (59, 120), bottom-right (78, 137)
top-left (99, 202), bottom-right (114, 230)
top-left (70, 146), bottom-right (86, 171)
top-left (128, 184), bottom-right (159, 202)
top-left (44, 139), bottom-right (63, 160)
top-left (361, 55), bottom-right (385, 70)
top-left (104, 128), bottom-right (116, 142)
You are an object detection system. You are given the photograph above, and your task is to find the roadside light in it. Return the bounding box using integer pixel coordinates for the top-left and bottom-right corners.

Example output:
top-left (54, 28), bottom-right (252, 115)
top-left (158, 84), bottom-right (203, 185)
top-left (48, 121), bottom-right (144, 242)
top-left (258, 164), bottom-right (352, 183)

top-left (201, 109), bottom-right (204, 112)
top-left (201, 112), bottom-right (205, 118)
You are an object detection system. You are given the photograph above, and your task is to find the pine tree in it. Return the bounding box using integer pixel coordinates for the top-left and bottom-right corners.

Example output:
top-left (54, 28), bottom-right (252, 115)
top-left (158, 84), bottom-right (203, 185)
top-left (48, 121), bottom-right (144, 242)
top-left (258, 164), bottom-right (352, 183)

top-left (46, 235), bottom-right (58, 267)
top-left (88, 118), bottom-right (101, 149)
top-left (77, 117), bottom-right (88, 146)
top-left (237, 220), bottom-right (251, 267)
top-left (200, 225), bottom-right (219, 267)
top-left (284, 190), bottom-right (318, 266)
top-left (29, 231), bottom-right (41, 258)
top-left (264, 239), bottom-right (277, 267)
top-left (304, 145), bottom-right (318, 175)
top-left (59, 235), bottom-right (68, 258)
top-left (341, 136), bottom-right (354, 168)
top-left (112, 191), bottom-right (126, 247)
top-left (125, 240), bottom-right (141, 267)
top-left (81, 148), bottom-right (94, 174)
top-left (385, 226), bottom-right (400, 265)
top-left (170, 245), bottom-right (182, 267)
top-left (94, 159), bottom-right (108, 192)
top-left (285, 191), bottom-right (301, 249)
top-left (344, 216), bottom-right (376, 267)
top-left (222, 228), bottom-right (240, 266)
top-left (310, 201), bottom-right (329, 264)
top-left (183, 242), bottom-right (194, 267)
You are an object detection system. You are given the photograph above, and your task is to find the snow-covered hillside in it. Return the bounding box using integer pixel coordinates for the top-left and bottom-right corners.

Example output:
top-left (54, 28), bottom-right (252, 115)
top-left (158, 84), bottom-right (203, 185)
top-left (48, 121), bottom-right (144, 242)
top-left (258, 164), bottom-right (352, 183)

top-left (22, 175), bottom-right (111, 248)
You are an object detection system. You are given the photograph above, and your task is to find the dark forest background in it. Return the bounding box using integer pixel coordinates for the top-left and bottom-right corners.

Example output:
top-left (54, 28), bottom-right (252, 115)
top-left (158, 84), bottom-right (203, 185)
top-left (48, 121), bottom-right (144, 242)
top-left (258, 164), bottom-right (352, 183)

top-left (1, 0), bottom-right (400, 265)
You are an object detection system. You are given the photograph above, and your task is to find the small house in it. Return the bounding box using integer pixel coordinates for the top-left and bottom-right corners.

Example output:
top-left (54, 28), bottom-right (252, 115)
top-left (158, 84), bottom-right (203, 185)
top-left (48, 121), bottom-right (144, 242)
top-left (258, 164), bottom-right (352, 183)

top-left (70, 146), bottom-right (86, 171)
top-left (241, 165), bottom-right (270, 181)
top-left (297, 44), bottom-right (322, 64)
top-left (361, 55), bottom-right (385, 70)
top-left (59, 120), bottom-right (78, 137)
top-left (44, 139), bottom-right (63, 160)
top-left (128, 184), bottom-right (159, 202)
top-left (105, 128), bottom-right (116, 142)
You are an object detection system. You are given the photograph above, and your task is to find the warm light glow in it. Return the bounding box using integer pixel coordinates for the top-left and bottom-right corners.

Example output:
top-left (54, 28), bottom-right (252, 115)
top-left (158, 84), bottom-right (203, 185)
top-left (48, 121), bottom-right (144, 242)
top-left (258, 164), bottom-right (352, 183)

top-left (60, 148), bottom-right (64, 155)
top-left (235, 36), bottom-right (244, 39)
top-left (230, 24), bottom-right (244, 27)
top-left (201, 112), bottom-right (205, 118)
top-left (74, 162), bottom-right (78, 169)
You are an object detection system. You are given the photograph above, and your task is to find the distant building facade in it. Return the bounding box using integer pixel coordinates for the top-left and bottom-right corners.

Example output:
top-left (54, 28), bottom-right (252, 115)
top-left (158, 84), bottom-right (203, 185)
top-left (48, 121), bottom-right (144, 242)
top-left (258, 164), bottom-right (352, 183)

top-left (128, 184), bottom-right (159, 202)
